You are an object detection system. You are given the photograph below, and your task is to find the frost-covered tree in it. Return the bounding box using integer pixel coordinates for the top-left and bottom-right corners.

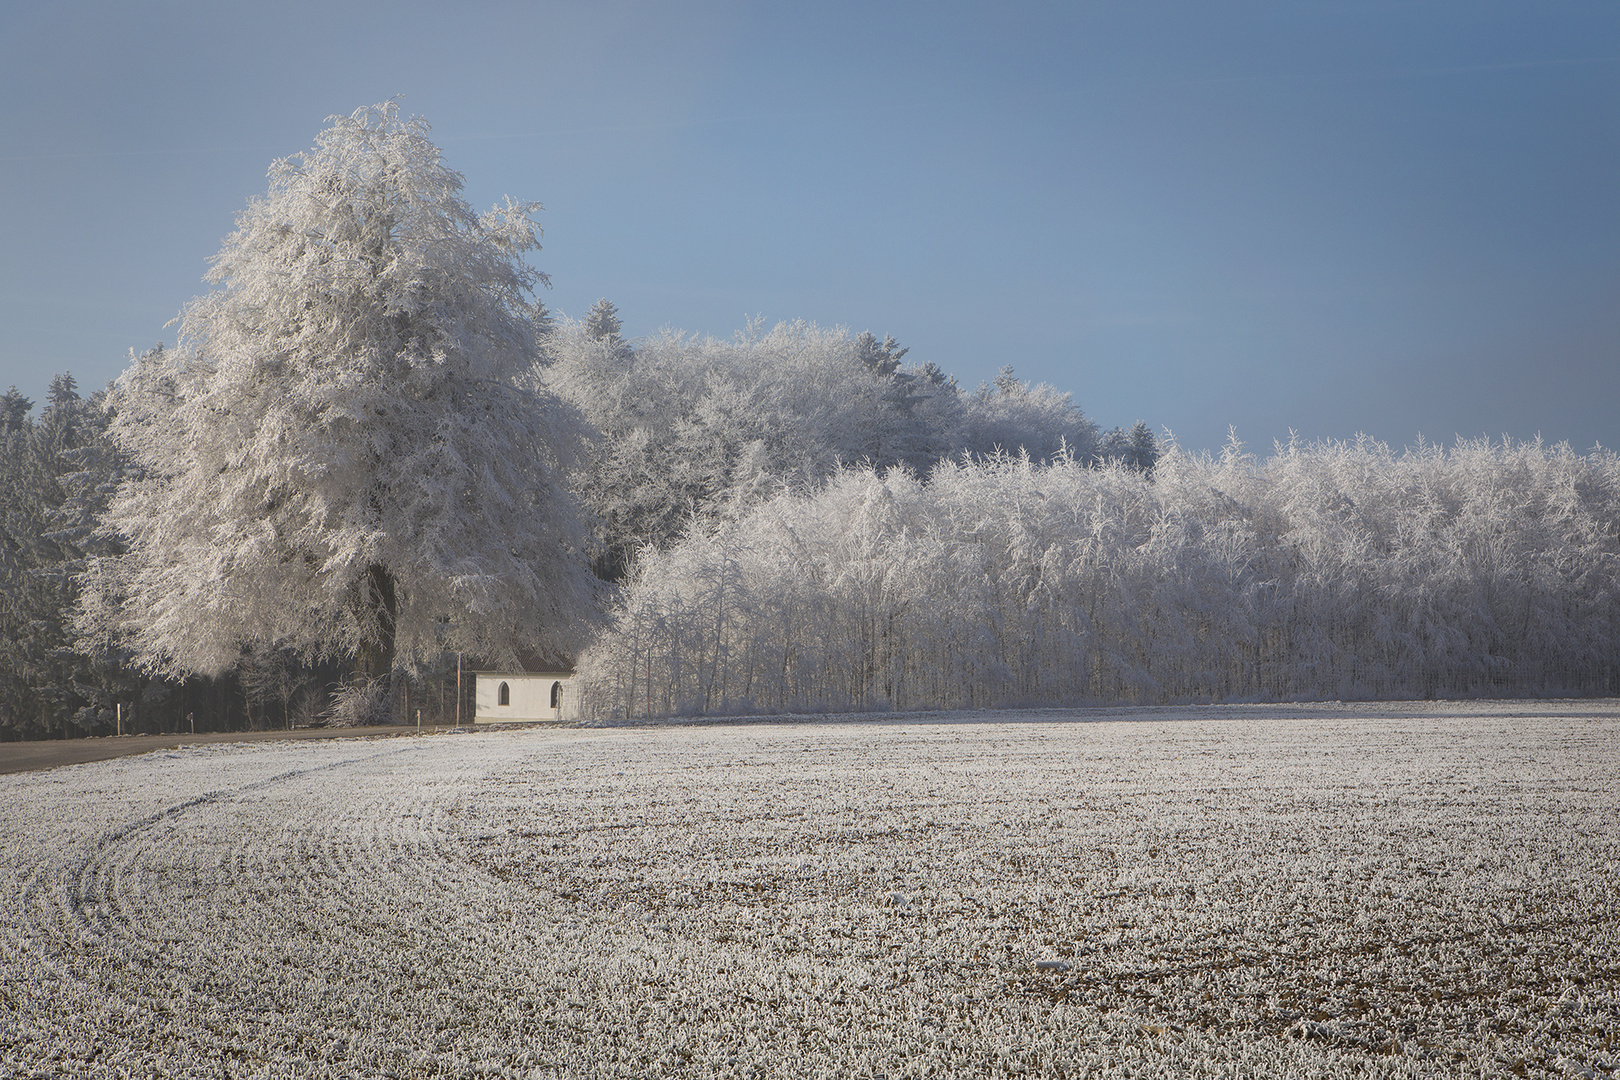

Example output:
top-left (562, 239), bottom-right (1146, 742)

top-left (544, 317), bottom-right (967, 578)
top-left (1125, 420), bottom-right (1160, 472)
top-left (83, 104), bottom-right (599, 696)
top-left (1100, 420), bottom-right (1161, 473)
top-left (0, 386), bottom-right (32, 433)
top-left (959, 366), bottom-right (1101, 464)
top-left (543, 316), bottom-right (1123, 581)
top-left (0, 387), bottom-right (55, 735)
top-left (855, 331), bottom-right (908, 377)
top-left (572, 437), bottom-right (1620, 719)
top-left (582, 298), bottom-right (628, 351)
top-left (0, 374), bottom-right (139, 738)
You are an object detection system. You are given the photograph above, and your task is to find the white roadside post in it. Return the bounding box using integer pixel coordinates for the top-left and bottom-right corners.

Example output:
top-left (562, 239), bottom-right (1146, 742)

top-left (116, 702), bottom-right (122, 737)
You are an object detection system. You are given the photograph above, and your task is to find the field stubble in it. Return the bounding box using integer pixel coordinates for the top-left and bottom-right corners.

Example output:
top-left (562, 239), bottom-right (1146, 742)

top-left (0, 705), bottom-right (1616, 1078)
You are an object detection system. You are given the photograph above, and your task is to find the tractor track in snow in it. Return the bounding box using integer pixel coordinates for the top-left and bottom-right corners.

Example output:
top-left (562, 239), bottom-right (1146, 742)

top-left (24, 749), bottom-right (418, 956)
top-left (1, 715), bottom-right (1617, 1079)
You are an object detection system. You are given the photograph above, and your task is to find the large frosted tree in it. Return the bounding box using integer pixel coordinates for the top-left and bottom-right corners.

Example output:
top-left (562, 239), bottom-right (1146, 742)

top-left (83, 104), bottom-right (598, 687)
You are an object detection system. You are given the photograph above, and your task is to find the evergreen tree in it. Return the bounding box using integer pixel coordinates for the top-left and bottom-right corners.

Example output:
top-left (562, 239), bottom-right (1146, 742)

top-left (1125, 420), bottom-right (1160, 473)
top-left (0, 374), bottom-right (134, 738)
top-left (581, 298), bottom-right (631, 362)
top-left (0, 390), bottom-right (40, 734)
top-left (583, 297), bottom-right (624, 343)
top-left (1101, 420), bottom-right (1161, 473)
top-left (0, 386), bottom-right (32, 434)
top-left (855, 332), bottom-right (908, 378)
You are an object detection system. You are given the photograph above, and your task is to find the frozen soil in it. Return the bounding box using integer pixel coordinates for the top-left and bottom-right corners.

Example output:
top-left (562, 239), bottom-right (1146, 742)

top-left (1, 706), bottom-right (1616, 1078)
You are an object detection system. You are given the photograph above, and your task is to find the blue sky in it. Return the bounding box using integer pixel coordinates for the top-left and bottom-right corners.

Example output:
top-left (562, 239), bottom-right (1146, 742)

top-left (2, 1), bottom-right (1616, 453)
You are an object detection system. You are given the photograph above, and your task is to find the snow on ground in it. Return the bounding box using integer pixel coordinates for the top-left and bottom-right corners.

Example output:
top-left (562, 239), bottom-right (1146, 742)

top-left (1, 705), bottom-right (1616, 1078)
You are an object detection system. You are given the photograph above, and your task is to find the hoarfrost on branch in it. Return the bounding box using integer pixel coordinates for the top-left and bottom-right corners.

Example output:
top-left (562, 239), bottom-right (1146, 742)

top-left (83, 103), bottom-right (598, 679)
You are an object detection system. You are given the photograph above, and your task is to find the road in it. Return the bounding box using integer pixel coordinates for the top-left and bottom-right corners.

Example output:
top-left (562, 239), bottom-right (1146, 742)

top-left (0, 724), bottom-right (521, 775)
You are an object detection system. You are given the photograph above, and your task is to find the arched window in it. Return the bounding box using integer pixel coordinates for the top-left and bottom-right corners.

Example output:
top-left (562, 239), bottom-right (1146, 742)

top-left (550, 681), bottom-right (563, 709)
top-left (498, 682), bottom-right (510, 707)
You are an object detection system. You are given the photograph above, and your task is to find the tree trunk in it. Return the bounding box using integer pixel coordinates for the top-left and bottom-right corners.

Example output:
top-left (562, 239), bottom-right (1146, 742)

top-left (356, 563), bottom-right (398, 721)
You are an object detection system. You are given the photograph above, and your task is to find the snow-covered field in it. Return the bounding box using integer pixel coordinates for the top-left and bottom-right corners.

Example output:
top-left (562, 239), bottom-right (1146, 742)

top-left (2, 703), bottom-right (1616, 1078)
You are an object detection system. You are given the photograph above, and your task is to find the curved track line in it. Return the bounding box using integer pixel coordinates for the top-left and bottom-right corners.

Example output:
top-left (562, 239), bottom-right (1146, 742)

top-left (29, 746), bottom-right (421, 952)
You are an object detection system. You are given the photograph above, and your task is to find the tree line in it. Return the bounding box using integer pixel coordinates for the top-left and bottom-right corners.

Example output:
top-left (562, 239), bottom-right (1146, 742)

top-left (542, 303), bottom-right (1158, 580)
top-left (7, 101), bottom-right (1603, 737)
top-left (0, 326), bottom-right (1147, 738)
top-left (0, 104), bottom-right (1152, 739)
top-left (570, 436), bottom-right (1620, 719)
